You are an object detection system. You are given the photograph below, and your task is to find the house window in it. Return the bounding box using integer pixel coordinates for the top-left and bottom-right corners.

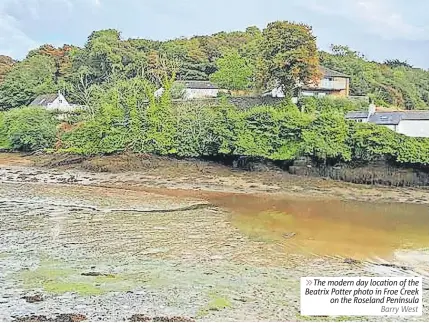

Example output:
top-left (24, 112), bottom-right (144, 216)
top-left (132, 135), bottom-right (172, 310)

top-left (59, 100), bottom-right (63, 104)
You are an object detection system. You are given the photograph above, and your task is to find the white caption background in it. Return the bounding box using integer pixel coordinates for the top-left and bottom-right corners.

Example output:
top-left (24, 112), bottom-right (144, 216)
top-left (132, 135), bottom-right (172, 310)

top-left (301, 277), bottom-right (422, 316)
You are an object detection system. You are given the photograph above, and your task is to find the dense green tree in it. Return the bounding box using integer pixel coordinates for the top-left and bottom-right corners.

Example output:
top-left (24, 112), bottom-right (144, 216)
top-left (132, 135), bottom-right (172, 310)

top-left (161, 38), bottom-right (212, 80)
top-left (210, 50), bottom-right (254, 90)
top-left (384, 59), bottom-right (413, 69)
top-left (259, 21), bottom-right (321, 96)
top-left (27, 44), bottom-right (73, 83)
top-left (302, 112), bottom-right (351, 162)
top-left (347, 122), bottom-right (399, 162)
top-left (0, 55), bottom-right (57, 110)
top-left (174, 104), bottom-right (220, 156)
top-left (0, 55), bottom-right (15, 84)
top-left (0, 107), bottom-right (57, 151)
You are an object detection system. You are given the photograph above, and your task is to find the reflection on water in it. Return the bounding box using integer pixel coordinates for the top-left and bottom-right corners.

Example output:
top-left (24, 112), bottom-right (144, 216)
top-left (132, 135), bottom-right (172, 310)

top-left (209, 194), bottom-right (429, 260)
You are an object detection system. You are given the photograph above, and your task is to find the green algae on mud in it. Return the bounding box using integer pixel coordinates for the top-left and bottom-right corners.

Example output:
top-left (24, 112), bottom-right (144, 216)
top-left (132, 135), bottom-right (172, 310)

top-left (15, 259), bottom-right (138, 296)
top-left (197, 291), bottom-right (232, 318)
top-left (207, 292), bottom-right (232, 311)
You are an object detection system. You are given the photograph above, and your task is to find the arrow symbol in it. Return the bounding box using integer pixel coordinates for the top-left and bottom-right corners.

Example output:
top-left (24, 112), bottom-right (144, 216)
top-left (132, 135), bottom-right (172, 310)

top-left (306, 280), bottom-right (312, 286)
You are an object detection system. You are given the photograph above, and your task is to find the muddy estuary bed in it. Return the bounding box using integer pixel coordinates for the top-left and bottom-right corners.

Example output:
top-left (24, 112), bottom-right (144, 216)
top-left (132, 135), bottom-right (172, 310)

top-left (0, 162), bottom-right (428, 321)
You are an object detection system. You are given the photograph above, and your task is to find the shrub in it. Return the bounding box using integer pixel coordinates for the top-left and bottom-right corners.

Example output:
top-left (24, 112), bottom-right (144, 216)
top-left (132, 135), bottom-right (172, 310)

top-left (302, 112), bottom-right (351, 162)
top-left (2, 107), bottom-right (57, 151)
top-left (0, 112), bottom-right (10, 149)
top-left (347, 122), bottom-right (399, 162)
top-left (173, 104), bottom-right (220, 157)
top-left (60, 120), bottom-right (128, 155)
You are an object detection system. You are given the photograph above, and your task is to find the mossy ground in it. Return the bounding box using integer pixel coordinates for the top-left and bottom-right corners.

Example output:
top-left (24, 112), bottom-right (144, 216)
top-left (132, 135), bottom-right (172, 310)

top-left (197, 291), bottom-right (232, 318)
top-left (15, 259), bottom-right (140, 296)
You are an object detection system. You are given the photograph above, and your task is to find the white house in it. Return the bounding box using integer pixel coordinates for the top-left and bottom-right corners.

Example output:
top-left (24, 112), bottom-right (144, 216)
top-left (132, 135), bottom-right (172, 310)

top-left (346, 104), bottom-right (429, 138)
top-left (155, 81), bottom-right (220, 100)
top-left (30, 91), bottom-right (75, 112)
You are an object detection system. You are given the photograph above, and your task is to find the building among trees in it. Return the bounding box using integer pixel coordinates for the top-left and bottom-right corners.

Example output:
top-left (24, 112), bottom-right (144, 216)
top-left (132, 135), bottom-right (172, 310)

top-left (266, 66), bottom-right (350, 98)
top-left (346, 104), bottom-right (429, 138)
top-left (30, 91), bottom-right (74, 112)
top-left (155, 81), bottom-right (223, 100)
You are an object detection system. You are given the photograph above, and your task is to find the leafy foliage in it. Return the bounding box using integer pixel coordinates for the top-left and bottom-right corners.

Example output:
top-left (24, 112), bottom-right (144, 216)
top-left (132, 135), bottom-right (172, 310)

top-left (1, 21), bottom-right (429, 171)
top-left (0, 55), bottom-right (57, 110)
top-left (259, 21), bottom-right (321, 96)
top-left (210, 50), bottom-right (254, 90)
top-left (302, 112), bottom-right (351, 162)
top-left (0, 55), bottom-right (14, 84)
top-left (320, 45), bottom-right (429, 109)
top-left (347, 122), bottom-right (399, 162)
top-left (1, 22), bottom-right (428, 110)
top-left (0, 107), bottom-right (57, 151)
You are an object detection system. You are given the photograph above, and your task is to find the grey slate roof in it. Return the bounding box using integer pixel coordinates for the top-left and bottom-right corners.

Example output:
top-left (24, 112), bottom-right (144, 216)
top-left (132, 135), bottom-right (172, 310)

top-left (346, 110), bottom-right (429, 125)
top-left (401, 111), bottom-right (429, 120)
top-left (320, 66), bottom-right (350, 78)
top-left (176, 80), bottom-right (219, 90)
top-left (30, 94), bottom-right (59, 106)
top-left (368, 112), bottom-right (403, 125)
top-left (346, 111), bottom-right (369, 119)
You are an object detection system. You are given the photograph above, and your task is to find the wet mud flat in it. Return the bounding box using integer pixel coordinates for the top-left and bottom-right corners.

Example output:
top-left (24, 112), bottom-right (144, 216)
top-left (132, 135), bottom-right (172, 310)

top-left (0, 154), bottom-right (428, 321)
top-left (3, 152), bottom-right (429, 205)
top-left (0, 182), bottom-right (321, 322)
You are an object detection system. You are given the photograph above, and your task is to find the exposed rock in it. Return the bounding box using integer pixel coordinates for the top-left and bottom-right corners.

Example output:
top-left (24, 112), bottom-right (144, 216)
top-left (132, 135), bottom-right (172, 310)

top-left (129, 315), bottom-right (194, 322)
top-left (12, 314), bottom-right (87, 322)
top-left (54, 314), bottom-right (87, 322)
top-left (282, 232), bottom-right (296, 239)
top-left (13, 315), bottom-right (50, 322)
top-left (344, 258), bottom-right (361, 265)
top-left (81, 272), bottom-right (115, 278)
top-left (22, 294), bottom-right (44, 303)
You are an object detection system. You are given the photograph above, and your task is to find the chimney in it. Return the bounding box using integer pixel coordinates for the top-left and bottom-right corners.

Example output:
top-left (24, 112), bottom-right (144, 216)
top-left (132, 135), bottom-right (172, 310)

top-left (368, 103), bottom-right (376, 116)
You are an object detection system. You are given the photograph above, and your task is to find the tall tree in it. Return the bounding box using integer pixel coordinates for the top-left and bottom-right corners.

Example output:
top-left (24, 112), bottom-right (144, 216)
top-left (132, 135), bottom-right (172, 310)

top-left (27, 44), bottom-right (73, 83)
top-left (210, 50), bottom-right (254, 90)
top-left (0, 55), bottom-right (15, 84)
top-left (384, 59), bottom-right (413, 69)
top-left (0, 55), bottom-right (56, 110)
top-left (258, 21), bottom-right (321, 96)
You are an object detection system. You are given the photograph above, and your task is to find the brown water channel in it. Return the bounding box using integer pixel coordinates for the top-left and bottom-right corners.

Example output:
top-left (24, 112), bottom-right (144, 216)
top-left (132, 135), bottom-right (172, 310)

top-left (213, 194), bottom-right (429, 260)
top-left (143, 187), bottom-right (429, 260)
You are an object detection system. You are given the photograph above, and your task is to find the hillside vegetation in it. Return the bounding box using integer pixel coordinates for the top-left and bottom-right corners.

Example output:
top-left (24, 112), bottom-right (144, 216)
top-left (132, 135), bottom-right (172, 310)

top-left (0, 22), bottom-right (428, 110)
top-left (0, 21), bottom-right (428, 170)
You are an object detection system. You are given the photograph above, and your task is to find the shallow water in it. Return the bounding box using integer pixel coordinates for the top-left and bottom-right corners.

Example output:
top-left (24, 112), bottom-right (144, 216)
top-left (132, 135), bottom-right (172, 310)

top-left (123, 186), bottom-right (429, 260)
top-left (211, 194), bottom-right (429, 260)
